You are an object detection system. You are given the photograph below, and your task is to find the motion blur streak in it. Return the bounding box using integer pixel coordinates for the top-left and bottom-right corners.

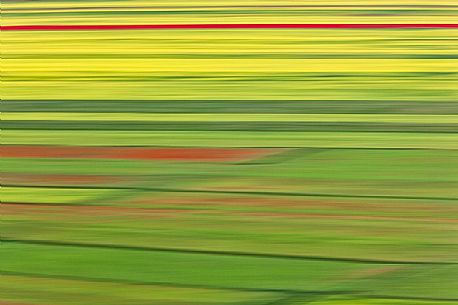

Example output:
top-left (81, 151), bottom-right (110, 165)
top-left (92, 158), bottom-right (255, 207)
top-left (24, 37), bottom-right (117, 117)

top-left (3, 23), bottom-right (458, 31)
top-left (1, 0), bottom-right (458, 304)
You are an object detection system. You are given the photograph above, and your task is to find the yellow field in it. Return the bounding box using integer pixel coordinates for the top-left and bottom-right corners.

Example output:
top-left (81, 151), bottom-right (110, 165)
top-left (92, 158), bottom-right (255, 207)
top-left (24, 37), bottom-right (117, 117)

top-left (3, 28), bottom-right (458, 100)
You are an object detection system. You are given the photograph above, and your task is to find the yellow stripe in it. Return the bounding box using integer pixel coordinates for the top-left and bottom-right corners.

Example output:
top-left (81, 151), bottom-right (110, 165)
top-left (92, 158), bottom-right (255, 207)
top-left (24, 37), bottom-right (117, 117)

top-left (5, 113), bottom-right (458, 124)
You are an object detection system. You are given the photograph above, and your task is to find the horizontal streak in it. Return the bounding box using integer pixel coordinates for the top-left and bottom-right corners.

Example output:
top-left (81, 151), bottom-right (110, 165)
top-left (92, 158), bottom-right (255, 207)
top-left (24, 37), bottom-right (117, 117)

top-left (3, 238), bottom-right (449, 265)
top-left (3, 24), bottom-right (458, 31)
top-left (5, 5), bottom-right (458, 11)
top-left (0, 270), bottom-right (354, 296)
top-left (3, 270), bottom-right (458, 303)
top-left (4, 130), bottom-right (458, 149)
top-left (4, 100), bottom-right (458, 115)
top-left (5, 121), bottom-right (458, 133)
top-left (5, 54), bottom-right (458, 60)
top-left (3, 184), bottom-right (458, 202)
top-left (5, 113), bottom-right (458, 124)
top-left (0, 145), bottom-right (280, 162)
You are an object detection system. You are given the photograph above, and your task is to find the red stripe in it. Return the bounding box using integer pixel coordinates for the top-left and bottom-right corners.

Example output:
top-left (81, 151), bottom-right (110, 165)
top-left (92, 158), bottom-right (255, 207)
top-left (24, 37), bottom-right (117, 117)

top-left (2, 24), bottom-right (458, 31)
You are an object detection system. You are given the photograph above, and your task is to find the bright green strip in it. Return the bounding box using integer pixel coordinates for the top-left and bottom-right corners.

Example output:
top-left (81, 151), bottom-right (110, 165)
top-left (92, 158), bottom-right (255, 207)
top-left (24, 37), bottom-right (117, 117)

top-left (2, 186), bottom-right (115, 204)
top-left (4, 130), bottom-right (458, 149)
top-left (5, 113), bottom-right (458, 124)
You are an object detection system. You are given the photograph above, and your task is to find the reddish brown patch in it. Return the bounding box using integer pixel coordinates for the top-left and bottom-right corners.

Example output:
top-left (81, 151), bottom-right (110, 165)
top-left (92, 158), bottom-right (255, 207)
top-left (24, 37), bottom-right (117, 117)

top-left (2, 203), bottom-right (196, 219)
top-left (231, 211), bottom-right (458, 223)
top-left (129, 194), bottom-right (448, 214)
top-left (2, 173), bottom-right (123, 186)
top-left (1, 146), bottom-right (282, 162)
top-left (126, 195), bottom-right (458, 222)
top-left (3, 202), bottom-right (456, 223)
top-left (346, 266), bottom-right (404, 280)
top-left (0, 302), bottom-right (38, 305)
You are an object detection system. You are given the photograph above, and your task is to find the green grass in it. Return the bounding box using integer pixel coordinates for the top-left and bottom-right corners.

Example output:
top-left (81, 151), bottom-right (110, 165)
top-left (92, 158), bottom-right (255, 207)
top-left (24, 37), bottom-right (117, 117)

top-left (5, 121), bottom-right (458, 133)
top-left (3, 192), bottom-right (457, 263)
top-left (3, 148), bottom-right (457, 267)
top-left (0, 242), bottom-right (392, 292)
top-left (0, 274), bottom-right (279, 305)
top-left (342, 265), bottom-right (458, 299)
top-left (2, 242), bottom-right (456, 300)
